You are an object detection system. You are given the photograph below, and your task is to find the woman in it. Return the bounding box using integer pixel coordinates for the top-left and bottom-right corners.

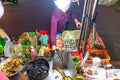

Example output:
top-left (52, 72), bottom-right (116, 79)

top-left (50, 0), bottom-right (81, 49)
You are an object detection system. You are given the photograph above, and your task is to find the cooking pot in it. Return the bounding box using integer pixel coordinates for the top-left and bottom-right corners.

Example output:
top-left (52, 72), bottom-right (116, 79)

top-left (27, 57), bottom-right (49, 80)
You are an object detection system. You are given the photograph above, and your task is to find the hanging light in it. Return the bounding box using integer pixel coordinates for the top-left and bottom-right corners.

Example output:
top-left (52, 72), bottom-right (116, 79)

top-left (0, 1), bottom-right (4, 19)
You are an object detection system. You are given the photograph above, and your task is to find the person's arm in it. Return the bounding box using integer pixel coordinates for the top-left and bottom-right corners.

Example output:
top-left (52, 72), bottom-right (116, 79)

top-left (50, 12), bottom-right (58, 49)
top-left (71, 11), bottom-right (81, 28)
top-left (74, 18), bottom-right (81, 28)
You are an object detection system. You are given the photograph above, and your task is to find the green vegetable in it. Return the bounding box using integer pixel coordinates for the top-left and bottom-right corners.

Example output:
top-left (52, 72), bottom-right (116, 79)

top-left (72, 56), bottom-right (81, 73)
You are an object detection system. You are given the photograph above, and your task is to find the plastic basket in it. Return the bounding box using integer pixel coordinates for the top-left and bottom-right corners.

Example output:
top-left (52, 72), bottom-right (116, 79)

top-left (87, 50), bottom-right (110, 64)
top-left (88, 30), bottom-right (106, 50)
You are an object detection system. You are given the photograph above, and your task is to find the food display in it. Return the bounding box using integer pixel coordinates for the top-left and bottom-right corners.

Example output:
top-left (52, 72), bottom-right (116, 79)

top-left (23, 46), bottom-right (31, 59)
top-left (38, 47), bottom-right (52, 57)
top-left (0, 56), bottom-right (25, 77)
top-left (87, 50), bottom-right (110, 64)
top-left (62, 39), bottom-right (76, 51)
top-left (0, 29), bottom-right (117, 80)
top-left (90, 40), bottom-right (103, 50)
top-left (18, 32), bottom-right (38, 46)
top-left (86, 69), bottom-right (98, 75)
top-left (85, 68), bottom-right (106, 79)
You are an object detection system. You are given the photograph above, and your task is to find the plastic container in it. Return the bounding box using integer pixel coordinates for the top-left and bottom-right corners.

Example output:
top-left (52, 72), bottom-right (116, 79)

top-left (87, 50), bottom-right (110, 64)
top-left (39, 30), bottom-right (51, 48)
top-left (73, 30), bottom-right (81, 40)
top-left (62, 38), bottom-right (76, 51)
top-left (62, 30), bottom-right (74, 39)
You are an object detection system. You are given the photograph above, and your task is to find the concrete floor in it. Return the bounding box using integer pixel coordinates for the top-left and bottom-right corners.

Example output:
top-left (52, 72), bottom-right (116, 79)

top-left (0, 0), bottom-right (120, 66)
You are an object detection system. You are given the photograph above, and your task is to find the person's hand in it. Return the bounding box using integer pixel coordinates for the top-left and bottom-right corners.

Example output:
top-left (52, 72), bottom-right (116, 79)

top-left (74, 18), bottom-right (81, 29)
top-left (52, 45), bottom-right (57, 50)
top-left (52, 45), bottom-right (62, 50)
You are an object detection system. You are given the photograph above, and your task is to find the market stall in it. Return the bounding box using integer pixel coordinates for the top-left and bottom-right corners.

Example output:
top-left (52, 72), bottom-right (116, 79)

top-left (0, 0), bottom-right (120, 80)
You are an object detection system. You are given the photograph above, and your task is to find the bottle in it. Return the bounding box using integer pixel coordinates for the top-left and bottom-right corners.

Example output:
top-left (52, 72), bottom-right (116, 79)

top-left (30, 46), bottom-right (37, 60)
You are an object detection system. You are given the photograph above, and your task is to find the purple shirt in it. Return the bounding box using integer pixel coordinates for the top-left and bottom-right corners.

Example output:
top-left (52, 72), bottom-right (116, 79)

top-left (50, 7), bottom-right (76, 46)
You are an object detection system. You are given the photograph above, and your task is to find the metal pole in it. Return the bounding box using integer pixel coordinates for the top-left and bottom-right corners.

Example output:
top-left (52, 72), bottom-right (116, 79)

top-left (93, 23), bottom-right (96, 40)
top-left (82, 0), bottom-right (93, 56)
top-left (92, 0), bottom-right (99, 41)
top-left (83, 0), bottom-right (99, 53)
top-left (81, 0), bottom-right (91, 41)
top-left (78, 0), bottom-right (99, 56)
top-left (78, 0), bottom-right (89, 50)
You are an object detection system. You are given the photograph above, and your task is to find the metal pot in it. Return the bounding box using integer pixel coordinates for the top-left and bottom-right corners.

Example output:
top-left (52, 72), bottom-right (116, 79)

top-left (27, 57), bottom-right (49, 80)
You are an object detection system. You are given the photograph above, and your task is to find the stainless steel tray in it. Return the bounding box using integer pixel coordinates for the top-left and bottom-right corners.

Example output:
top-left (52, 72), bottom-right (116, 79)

top-left (45, 51), bottom-right (77, 80)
